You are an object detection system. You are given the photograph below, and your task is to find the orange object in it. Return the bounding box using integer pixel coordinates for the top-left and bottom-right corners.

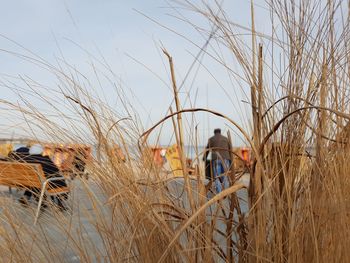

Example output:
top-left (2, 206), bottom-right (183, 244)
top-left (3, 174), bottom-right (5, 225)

top-left (241, 148), bottom-right (250, 164)
top-left (152, 147), bottom-right (165, 166)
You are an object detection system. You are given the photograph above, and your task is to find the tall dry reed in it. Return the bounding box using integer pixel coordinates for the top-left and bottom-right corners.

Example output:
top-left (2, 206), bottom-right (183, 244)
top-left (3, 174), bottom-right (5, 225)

top-left (0, 0), bottom-right (349, 262)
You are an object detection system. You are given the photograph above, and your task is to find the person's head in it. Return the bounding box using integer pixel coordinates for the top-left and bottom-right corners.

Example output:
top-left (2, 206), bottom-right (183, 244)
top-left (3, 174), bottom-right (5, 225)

top-left (214, 128), bottom-right (221, 135)
top-left (29, 144), bottom-right (44, 155)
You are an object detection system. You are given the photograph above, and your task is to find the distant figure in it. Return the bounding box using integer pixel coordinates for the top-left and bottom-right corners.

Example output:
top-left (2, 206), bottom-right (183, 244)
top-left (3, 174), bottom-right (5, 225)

top-left (203, 128), bottom-right (232, 193)
top-left (71, 149), bottom-right (88, 179)
top-left (19, 144), bottom-right (67, 210)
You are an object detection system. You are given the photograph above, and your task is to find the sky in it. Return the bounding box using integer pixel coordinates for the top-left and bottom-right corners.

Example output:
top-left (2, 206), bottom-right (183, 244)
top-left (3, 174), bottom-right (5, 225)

top-left (0, 0), bottom-right (271, 146)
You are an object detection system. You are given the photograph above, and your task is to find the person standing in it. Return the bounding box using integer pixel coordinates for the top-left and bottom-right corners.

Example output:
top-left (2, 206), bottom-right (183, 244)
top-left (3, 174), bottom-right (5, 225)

top-left (203, 128), bottom-right (232, 193)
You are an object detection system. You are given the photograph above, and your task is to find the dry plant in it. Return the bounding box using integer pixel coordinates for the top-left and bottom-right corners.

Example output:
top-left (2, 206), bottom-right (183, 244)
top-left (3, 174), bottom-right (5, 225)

top-left (0, 0), bottom-right (349, 262)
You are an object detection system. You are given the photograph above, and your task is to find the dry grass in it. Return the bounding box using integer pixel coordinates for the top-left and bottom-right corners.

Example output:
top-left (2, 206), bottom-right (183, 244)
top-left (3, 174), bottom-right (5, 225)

top-left (0, 0), bottom-right (349, 262)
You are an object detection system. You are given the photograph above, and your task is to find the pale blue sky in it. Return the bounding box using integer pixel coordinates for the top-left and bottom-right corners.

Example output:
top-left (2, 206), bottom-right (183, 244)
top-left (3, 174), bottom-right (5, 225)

top-left (0, 0), bottom-right (271, 146)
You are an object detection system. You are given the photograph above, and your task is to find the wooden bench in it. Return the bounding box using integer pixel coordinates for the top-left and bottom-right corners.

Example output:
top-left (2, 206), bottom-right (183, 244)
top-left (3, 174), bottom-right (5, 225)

top-left (0, 161), bottom-right (70, 224)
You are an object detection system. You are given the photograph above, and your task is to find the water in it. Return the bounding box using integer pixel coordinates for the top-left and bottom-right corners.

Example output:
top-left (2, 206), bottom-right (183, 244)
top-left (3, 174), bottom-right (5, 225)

top-left (184, 145), bottom-right (206, 160)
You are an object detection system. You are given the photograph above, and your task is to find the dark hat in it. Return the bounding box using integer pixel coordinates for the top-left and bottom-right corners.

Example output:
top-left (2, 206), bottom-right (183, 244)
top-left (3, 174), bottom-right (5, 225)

top-left (15, 147), bottom-right (30, 154)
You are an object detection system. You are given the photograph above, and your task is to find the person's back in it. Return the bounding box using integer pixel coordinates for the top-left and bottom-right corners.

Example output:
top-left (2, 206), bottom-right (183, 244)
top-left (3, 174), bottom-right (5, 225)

top-left (9, 145), bottom-right (61, 179)
top-left (26, 154), bottom-right (60, 178)
top-left (208, 133), bottom-right (232, 161)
